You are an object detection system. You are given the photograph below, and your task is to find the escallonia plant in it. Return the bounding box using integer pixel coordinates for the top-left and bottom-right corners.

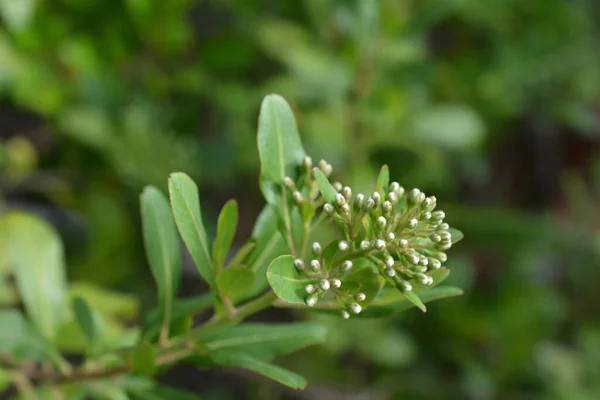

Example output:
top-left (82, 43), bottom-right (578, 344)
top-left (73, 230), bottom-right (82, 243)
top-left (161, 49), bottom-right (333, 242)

top-left (0, 94), bottom-right (463, 398)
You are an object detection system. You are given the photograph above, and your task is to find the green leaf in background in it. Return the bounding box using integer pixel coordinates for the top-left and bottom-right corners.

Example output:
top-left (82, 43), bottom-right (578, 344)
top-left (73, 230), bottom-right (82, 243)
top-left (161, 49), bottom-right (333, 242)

top-left (72, 296), bottom-right (101, 349)
top-left (448, 227), bottom-right (464, 244)
top-left (314, 168), bottom-right (337, 204)
top-left (140, 186), bottom-right (181, 342)
top-left (210, 351), bottom-right (307, 390)
top-left (212, 200), bottom-right (238, 270)
top-left (267, 255), bottom-right (312, 304)
top-left (362, 286), bottom-right (464, 318)
top-left (87, 381), bottom-right (131, 400)
top-left (244, 206), bottom-right (287, 298)
top-left (0, 368), bottom-right (9, 393)
top-left (257, 94), bottom-right (306, 185)
top-left (131, 343), bottom-right (156, 377)
top-left (168, 172), bottom-right (214, 286)
top-left (216, 265), bottom-right (255, 298)
top-left (0, 310), bottom-right (69, 373)
top-left (68, 282), bottom-right (140, 320)
top-left (403, 291), bottom-right (427, 312)
top-left (337, 265), bottom-right (381, 306)
top-left (375, 164), bottom-right (390, 194)
top-left (200, 322), bottom-right (327, 361)
top-left (0, 212), bottom-right (67, 340)
top-left (123, 377), bottom-right (201, 400)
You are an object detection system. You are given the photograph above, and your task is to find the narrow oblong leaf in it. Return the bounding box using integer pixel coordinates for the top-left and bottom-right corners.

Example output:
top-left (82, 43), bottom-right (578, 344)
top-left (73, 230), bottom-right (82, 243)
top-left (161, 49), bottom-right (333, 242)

top-left (140, 186), bottom-right (181, 339)
top-left (212, 200), bottom-right (238, 270)
top-left (375, 165), bottom-right (390, 193)
top-left (314, 169), bottom-right (337, 204)
top-left (216, 265), bottom-right (255, 298)
top-left (168, 172), bottom-right (214, 286)
top-left (403, 291), bottom-right (427, 312)
top-left (72, 297), bottom-right (101, 348)
top-left (0, 212), bottom-right (67, 339)
top-left (210, 351), bottom-right (307, 390)
top-left (267, 255), bottom-right (312, 304)
top-left (448, 227), bottom-right (464, 244)
top-left (257, 94), bottom-right (306, 185)
top-left (337, 265), bottom-right (381, 306)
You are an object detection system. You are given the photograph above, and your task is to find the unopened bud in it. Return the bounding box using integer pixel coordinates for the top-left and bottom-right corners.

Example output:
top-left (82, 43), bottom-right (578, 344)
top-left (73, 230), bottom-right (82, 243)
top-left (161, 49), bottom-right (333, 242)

top-left (376, 216), bottom-right (387, 230)
top-left (375, 239), bottom-right (386, 250)
top-left (294, 259), bottom-right (305, 272)
top-left (408, 188), bottom-right (423, 205)
top-left (399, 239), bottom-right (408, 249)
top-left (398, 280), bottom-right (412, 292)
top-left (354, 193), bottom-right (365, 209)
top-left (360, 240), bottom-right (371, 250)
top-left (371, 192), bottom-right (381, 206)
top-left (323, 203), bottom-right (335, 214)
top-left (386, 192), bottom-right (398, 204)
top-left (312, 242), bottom-right (322, 256)
top-left (389, 182), bottom-right (400, 193)
top-left (429, 258), bottom-right (441, 269)
top-left (386, 232), bottom-right (395, 242)
top-left (283, 176), bottom-right (295, 189)
top-left (407, 218), bottom-right (418, 229)
top-left (382, 201), bottom-right (393, 214)
top-left (439, 223), bottom-right (449, 230)
top-left (304, 156), bottom-right (313, 170)
top-left (365, 198), bottom-right (375, 211)
top-left (335, 193), bottom-right (346, 206)
top-left (341, 309), bottom-right (350, 319)
top-left (439, 231), bottom-right (451, 241)
top-left (432, 210), bottom-right (445, 220)
top-left (350, 303), bottom-right (362, 314)
top-left (416, 273), bottom-right (429, 285)
top-left (430, 234), bottom-right (441, 243)
top-left (306, 294), bottom-right (318, 307)
top-left (419, 256), bottom-right (429, 266)
top-left (385, 256), bottom-right (395, 267)
top-left (342, 186), bottom-right (352, 200)
top-left (436, 252), bottom-right (448, 262)
top-left (293, 191), bottom-right (303, 203)
top-left (305, 284), bottom-right (316, 294)
top-left (355, 293), bottom-right (366, 302)
top-left (342, 260), bottom-right (353, 271)
top-left (407, 253), bottom-right (419, 265)
top-left (332, 181), bottom-right (343, 192)
top-left (439, 241), bottom-right (452, 250)
top-left (338, 240), bottom-right (349, 251)
top-left (423, 196), bottom-right (437, 211)
top-left (340, 203), bottom-right (350, 214)
top-left (310, 259), bottom-right (321, 271)
top-left (332, 279), bottom-right (341, 288)
top-left (385, 267), bottom-right (396, 277)
top-left (420, 211), bottom-right (431, 221)
top-left (319, 279), bottom-right (330, 290)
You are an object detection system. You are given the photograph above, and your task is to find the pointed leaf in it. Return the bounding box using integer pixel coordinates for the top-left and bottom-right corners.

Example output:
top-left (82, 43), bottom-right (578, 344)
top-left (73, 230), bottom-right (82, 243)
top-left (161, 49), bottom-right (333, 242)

top-left (210, 352), bottom-right (306, 390)
top-left (375, 165), bottom-right (389, 193)
top-left (314, 169), bottom-right (337, 204)
top-left (403, 291), bottom-right (427, 312)
top-left (72, 297), bottom-right (101, 348)
top-left (0, 212), bottom-right (67, 339)
top-left (267, 255), bottom-right (312, 304)
top-left (448, 227), bottom-right (464, 243)
top-left (216, 265), bottom-right (255, 298)
top-left (140, 186), bottom-right (181, 339)
top-left (168, 172), bottom-right (214, 286)
top-left (212, 200), bottom-right (238, 270)
top-left (257, 94), bottom-right (306, 186)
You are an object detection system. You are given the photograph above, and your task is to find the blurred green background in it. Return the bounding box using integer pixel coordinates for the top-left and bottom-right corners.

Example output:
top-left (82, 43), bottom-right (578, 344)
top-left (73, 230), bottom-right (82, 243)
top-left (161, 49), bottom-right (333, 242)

top-left (1, 0), bottom-right (600, 399)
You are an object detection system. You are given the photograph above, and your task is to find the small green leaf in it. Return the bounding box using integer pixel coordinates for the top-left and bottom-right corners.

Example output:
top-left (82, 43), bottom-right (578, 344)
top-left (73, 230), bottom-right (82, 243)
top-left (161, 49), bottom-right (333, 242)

top-left (169, 172), bottom-right (214, 286)
top-left (403, 291), bottom-right (427, 312)
top-left (68, 282), bottom-right (139, 320)
top-left (314, 169), bottom-right (337, 204)
top-left (140, 186), bottom-right (181, 340)
top-left (227, 241), bottom-right (256, 267)
top-left (267, 255), bottom-right (312, 304)
top-left (200, 322), bottom-right (327, 361)
top-left (375, 165), bottom-right (389, 193)
top-left (362, 286), bottom-right (464, 317)
top-left (210, 352), bottom-right (307, 390)
top-left (212, 200), bottom-right (238, 270)
top-left (338, 264), bottom-right (381, 306)
top-left (257, 94), bottom-right (306, 186)
top-left (72, 297), bottom-right (101, 348)
top-left (448, 227), bottom-right (464, 244)
top-left (131, 343), bottom-right (156, 377)
top-left (216, 265), bottom-right (255, 298)
top-left (0, 212), bottom-right (67, 339)
top-left (299, 201), bottom-right (315, 223)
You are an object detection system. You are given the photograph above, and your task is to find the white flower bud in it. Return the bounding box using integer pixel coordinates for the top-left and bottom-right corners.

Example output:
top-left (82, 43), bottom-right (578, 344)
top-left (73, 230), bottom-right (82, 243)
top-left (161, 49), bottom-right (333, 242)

top-left (408, 188), bottom-right (422, 205)
top-left (354, 193), bottom-right (365, 209)
top-left (360, 240), bottom-right (371, 250)
top-left (375, 239), bottom-right (386, 250)
top-left (420, 211), bottom-right (431, 221)
top-left (407, 253), bottom-right (419, 265)
top-left (323, 163), bottom-right (333, 176)
top-left (439, 242), bottom-right (452, 250)
top-left (429, 258), bottom-right (441, 269)
top-left (430, 234), bottom-right (441, 243)
top-left (342, 260), bottom-right (353, 271)
top-left (294, 259), bottom-right (305, 271)
top-left (335, 193), bottom-right (346, 206)
top-left (389, 182), bottom-right (400, 193)
top-left (386, 192), bottom-right (398, 204)
top-left (439, 222), bottom-right (449, 230)
top-left (382, 201), bottom-right (393, 214)
top-left (432, 210), bottom-right (445, 220)
top-left (407, 218), bottom-right (418, 229)
top-left (283, 176), bottom-right (295, 188)
top-left (332, 181), bottom-right (343, 192)
top-left (439, 231), bottom-right (451, 241)
top-left (319, 279), bottom-right (330, 291)
top-left (342, 186), bottom-right (352, 200)
top-left (416, 273), bottom-right (429, 285)
top-left (399, 281), bottom-right (412, 292)
top-left (350, 303), bottom-right (362, 314)
top-left (332, 279), bottom-right (341, 288)
top-left (304, 156), bottom-right (313, 169)
top-left (423, 196), bottom-right (436, 211)
top-left (341, 309), bottom-right (350, 319)
top-left (385, 267), bottom-right (396, 277)
top-left (385, 256), bottom-right (395, 267)
top-left (323, 203), bottom-right (335, 214)
top-left (355, 292), bottom-right (366, 301)
top-left (427, 276), bottom-right (434, 284)
top-left (310, 259), bottom-right (321, 271)
top-left (371, 192), bottom-right (381, 206)
top-left (421, 197), bottom-right (432, 210)
top-left (312, 242), bottom-right (322, 256)
top-left (437, 252), bottom-right (448, 262)
top-left (306, 294), bottom-right (318, 307)
top-left (338, 240), bottom-right (349, 251)
top-left (419, 255), bottom-right (429, 266)
top-left (386, 232), bottom-right (395, 242)
top-left (377, 216), bottom-right (387, 230)
top-left (340, 203), bottom-right (350, 214)
top-left (365, 198), bottom-right (375, 210)
top-left (293, 191), bottom-right (303, 203)
top-left (305, 284), bottom-right (316, 294)
top-left (318, 159), bottom-right (328, 172)
top-left (399, 239), bottom-right (408, 248)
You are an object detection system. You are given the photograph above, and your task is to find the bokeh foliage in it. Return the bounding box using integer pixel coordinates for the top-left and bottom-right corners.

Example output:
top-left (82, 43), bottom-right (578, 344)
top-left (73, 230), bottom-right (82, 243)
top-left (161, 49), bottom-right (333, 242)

top-left (1, 0), bottom-right (600, 398)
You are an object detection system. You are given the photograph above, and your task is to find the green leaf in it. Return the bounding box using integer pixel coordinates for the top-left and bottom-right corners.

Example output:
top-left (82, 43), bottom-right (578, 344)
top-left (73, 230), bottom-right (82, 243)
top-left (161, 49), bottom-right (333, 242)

top-left (403, 291), bottom-right (427, 312)
top-left (200, 322), bottom-right (327, 361)
top-left (362, 286), bottom-right (464, 318)
top-left (0, 212), bottom-right (67, 339)
top-left (123, 377), bottom-right (200, 400)
top-left (338, 264), bottom-right (381, 306)
top-left (216, 265), bottom-right (255, 298)
top-left (212, 200), bottom-right (238, 270)
top-left (210, 352), bottom-right (306, 390)
top-left (448, 227), bottom-right (464, 244)
top-left (140, 186), bottom-right (181, 340)
top-left (413, 104), bottom-right (485, 150)
top-left (0, 310), bottom-right (68, 372)
top-left (87, 381), bottom-right (131, 400)
top-left (314, 169), bottom-right (337, 204)
top-left (226, 241), bottom-right (256, 267)
top-left (142, 295), bottom-right (212, 342)
top-left (168, 172), bottom-right (214, 286)
top-left (257, 94), bottom-right (306, 186)
top-left (375, 165), bottom-right (389, 194)
top-left (131, 343), bottom-right (156, 377)
top-left (72, 297), bottom-right (101, 348)
top-left (267, 255), bottom-right (312, 304)
top-left (68, 282), bottom-right (139, 320)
